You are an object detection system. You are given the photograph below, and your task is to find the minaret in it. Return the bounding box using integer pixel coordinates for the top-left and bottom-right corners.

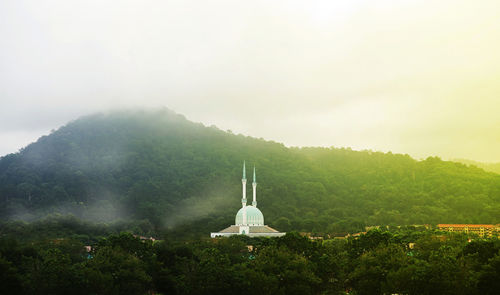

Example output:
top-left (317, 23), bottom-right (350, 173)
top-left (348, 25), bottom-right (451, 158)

top-left (252, 166), bottom-right (257, 207)
top-left (241, 161), bottom-right (247, 225)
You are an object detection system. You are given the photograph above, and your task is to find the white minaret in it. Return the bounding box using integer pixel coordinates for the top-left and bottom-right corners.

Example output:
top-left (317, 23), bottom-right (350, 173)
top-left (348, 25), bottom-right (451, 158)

top-left (252, 166), bottom-right (257, 207)
top-left (241, 161), bottom-right (247, 225)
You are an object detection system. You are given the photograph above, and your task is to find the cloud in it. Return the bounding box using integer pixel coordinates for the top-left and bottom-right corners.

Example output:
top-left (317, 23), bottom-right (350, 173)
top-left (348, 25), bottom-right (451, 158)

top-left (1, 0), bottom-right (499, 161)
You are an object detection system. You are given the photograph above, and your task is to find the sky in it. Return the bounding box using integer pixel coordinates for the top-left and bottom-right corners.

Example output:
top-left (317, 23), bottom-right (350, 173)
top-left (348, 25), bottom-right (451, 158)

top-left (1, 0), bottom-right (500, 162)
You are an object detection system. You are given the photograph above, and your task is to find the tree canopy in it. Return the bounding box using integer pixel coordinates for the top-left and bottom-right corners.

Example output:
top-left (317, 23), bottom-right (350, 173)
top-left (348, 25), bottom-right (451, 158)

top-left (1, 229), bottom-right (499, 295)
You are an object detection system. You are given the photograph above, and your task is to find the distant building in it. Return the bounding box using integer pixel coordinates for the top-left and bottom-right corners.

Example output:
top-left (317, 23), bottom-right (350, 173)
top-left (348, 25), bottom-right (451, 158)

top-left (211, 162), bottom-right (285, 238)
top-left (299, 232), bottom-right (327, 240)
top-left (437, 224), bottom-right (499, 238)
top-left (133, 235), bottom-right (157, 242)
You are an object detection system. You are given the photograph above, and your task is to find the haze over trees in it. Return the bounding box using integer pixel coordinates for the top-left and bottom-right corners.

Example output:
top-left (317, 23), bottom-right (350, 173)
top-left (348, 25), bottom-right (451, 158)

top-left (453, 159), bottom-right (500, 175)
top-left (0, 109), bottom-right (499, 237)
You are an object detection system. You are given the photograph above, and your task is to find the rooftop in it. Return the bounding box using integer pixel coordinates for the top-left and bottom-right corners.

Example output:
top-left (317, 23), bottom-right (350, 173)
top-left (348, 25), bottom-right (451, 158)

top-left (216, 225), bottom-right (281, 234)
top-left (438, 224), bottom-right (495, 228)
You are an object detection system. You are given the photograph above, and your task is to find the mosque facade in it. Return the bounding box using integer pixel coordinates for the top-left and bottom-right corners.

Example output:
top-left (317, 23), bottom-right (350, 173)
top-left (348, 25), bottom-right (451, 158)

top-left (210, 162), bottom-right (286, 238)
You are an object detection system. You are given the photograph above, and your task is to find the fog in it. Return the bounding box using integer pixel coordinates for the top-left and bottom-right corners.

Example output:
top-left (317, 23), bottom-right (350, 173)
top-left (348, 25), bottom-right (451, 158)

top-left (1, 0), bottom-right (500, 162)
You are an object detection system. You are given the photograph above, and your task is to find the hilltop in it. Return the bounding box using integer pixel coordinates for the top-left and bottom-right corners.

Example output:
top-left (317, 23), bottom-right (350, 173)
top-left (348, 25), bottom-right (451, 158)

top-left (0, 109), bottom-right (499, 237)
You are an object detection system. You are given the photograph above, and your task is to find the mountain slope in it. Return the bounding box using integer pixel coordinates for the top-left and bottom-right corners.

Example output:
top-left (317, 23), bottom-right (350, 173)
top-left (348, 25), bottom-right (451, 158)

top-left (0, 109), bottom-right (499, 235)
top-left (453, 158), bottom-right (500, 175)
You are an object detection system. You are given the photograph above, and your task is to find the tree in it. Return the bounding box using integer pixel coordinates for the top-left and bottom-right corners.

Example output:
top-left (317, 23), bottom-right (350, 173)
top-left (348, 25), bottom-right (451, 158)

top-left (477, 254), bottom-right (500, 295)
top-left (252, 245), bottom-right (321, 295)
top-left (84, 246), bottom-right (152, 295)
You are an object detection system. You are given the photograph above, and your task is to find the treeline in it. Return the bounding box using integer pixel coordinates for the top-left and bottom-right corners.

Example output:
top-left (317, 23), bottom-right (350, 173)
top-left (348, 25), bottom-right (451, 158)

top-left (1, 229), bottom-right (499, 295)
top-left (0, 215), bottom-right (156, 244)
top-left (454, 158), bottom-right (500, 175)
top-left (0, 109), bottom-right (499, 237)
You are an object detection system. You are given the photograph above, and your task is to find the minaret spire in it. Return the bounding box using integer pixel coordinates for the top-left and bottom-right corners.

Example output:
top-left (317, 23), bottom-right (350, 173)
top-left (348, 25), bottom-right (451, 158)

top-left (252, 166), bottom-right (257, 207)
top-left (241, 161), bottom-right (247, 225)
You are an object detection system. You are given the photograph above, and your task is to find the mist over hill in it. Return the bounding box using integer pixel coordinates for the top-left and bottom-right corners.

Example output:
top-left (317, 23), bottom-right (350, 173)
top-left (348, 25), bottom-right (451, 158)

top-left (453, 159), bottom-right (500, 175)
top-left (0, 109), bottom-right (499, 236)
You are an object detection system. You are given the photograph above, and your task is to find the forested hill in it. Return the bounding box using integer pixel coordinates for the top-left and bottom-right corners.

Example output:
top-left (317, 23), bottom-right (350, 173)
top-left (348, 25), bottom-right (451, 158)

top-left (0, 109), bottom-right (499, 236)
top-left (453, 159), bottom-right (500, 175)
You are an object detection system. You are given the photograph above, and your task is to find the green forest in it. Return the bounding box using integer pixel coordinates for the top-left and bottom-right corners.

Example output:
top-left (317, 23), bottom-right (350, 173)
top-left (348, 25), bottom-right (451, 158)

top-left (453, 159), bottom-right (500, 175)
top-left (1, 109), bottom-right (500, 294)
top-left (0, 109), bottom-right (499, 238)
top-left (1, 225), bottom-right (499, 295)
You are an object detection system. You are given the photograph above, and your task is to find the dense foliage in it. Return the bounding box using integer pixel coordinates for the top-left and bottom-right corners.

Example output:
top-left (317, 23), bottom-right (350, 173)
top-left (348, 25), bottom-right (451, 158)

top-left (454, 158), bottom-right (500, 175)
top-left (1, 228), bottom-right (499, 295)
top-left (0, 109), bottom-right (499, 237)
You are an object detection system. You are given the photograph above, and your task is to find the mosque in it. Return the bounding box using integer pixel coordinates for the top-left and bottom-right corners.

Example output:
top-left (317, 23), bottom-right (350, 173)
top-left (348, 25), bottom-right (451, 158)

top-left (210, 162), bottom-right (286, 238)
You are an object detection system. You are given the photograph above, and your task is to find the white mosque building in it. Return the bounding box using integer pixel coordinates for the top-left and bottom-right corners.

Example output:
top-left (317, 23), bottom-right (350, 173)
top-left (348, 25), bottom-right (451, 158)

top-left (210, 162), bottom-right (286, 238)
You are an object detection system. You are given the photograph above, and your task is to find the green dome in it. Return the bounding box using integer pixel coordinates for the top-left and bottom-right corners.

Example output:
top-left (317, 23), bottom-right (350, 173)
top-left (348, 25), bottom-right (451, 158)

top-left (235, 206), bottom-right (264, 226)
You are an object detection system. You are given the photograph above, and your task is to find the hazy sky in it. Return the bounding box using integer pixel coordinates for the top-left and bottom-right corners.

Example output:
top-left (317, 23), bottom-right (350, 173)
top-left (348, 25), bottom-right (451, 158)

top-left (1, 0), bottom-right (500, 162)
